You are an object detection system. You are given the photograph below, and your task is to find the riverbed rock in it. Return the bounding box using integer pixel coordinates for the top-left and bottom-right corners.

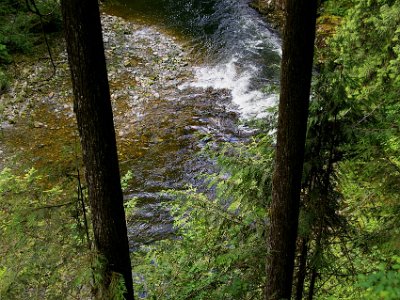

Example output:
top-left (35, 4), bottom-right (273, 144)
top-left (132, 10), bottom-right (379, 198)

top-left (33, 121), bottom-right (45, 128)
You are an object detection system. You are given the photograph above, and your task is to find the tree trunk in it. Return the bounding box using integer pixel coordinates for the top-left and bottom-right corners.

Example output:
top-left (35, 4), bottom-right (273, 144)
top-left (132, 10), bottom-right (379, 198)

top-left (60, 1), bottom-right (134, 299)
top-left (308, 227), bottom-right (322, 300)
top-left (307, 268), bottom-right (317, 300)
top-left (295, 238), bottom-right (309, 300)
top-left (264, 0), bottom-right (318, 299)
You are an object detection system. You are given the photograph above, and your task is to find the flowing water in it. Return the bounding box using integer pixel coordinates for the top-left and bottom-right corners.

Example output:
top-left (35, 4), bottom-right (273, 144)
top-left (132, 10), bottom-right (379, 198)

top-left (103, 0), bottom-right (281, 248)
top-left (105, 0), bottom-right (281, 118)
top-left (1, 0), bottom-right (281, 249)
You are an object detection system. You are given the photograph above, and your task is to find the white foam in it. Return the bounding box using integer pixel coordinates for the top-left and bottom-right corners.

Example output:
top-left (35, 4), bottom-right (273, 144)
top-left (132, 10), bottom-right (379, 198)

top-left (239, 16), bottom-right (281, 56)
top-left (180, 57), bottom-right (278, 119)
top-left (178, 7), bottom-right (281, 119)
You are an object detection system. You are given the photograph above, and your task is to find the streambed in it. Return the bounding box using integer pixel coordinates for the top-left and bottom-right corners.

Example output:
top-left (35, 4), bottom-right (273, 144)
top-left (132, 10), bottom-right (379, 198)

top-left (1, 11), bottom-right (273, 248)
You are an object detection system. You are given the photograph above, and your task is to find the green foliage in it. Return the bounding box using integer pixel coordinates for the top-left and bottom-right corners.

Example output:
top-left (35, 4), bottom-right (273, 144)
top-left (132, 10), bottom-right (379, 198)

top-left (121, 170), bottom-right (134, 192)
top-left (330, 0), bottom-right (400, 251)
top-left (321, 0), bottom-right (353, 17)
top-left (0, 68), bottom-right (9, 92)
top-left (261, 83), bottom-right (279, 95)
top-left (357, 256), bottom-right (400, 300)
top-left (334, 0), bottom-right (400, 112)
top-left (309, 0), bottom-right (400, 298)
top-left (132, 135), bottom-right (274, 299)
top-left (90, 254), bottom-right (129, 300)
top-left (0, 0), bottom-right (24, 15)
top-left (0, 44), bottom-right (11, 64)
top-left (0, 167), bottom-right (93, 299)
top-left (109, 272), bottom-right (129, 300)
top-left (0, 0), bottom-right (62, 56)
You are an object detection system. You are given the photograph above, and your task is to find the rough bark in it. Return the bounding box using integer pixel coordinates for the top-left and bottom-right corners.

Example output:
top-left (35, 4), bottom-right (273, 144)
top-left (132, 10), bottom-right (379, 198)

top-left (264, 0), bottom-right (318, 299)
top-left (295, 238), bottom-right (309, 300)
top-left (60, 1), bottom-right (134, 299)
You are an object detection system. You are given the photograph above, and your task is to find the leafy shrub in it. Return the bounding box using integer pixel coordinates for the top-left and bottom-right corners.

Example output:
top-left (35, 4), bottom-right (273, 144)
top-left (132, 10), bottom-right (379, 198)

top-left (357, 257), bottom-right (400, 300)
top-left (132, 135), bottom-right (274, 299)
top-left (0, 0), bottom-right (61, 55)
top-left (0, 69), bottom-right (9, 92)
top-left (0, 43), bottom-right (11, 63)
top-left (0, 168), bottom-right (92, 299)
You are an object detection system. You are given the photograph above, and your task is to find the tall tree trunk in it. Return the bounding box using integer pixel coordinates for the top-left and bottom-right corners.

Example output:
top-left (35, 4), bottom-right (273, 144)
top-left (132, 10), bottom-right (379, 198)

top-left (307, 265), bottom-right (317, 300)
top-left (295, 238), bottom-right (309, 300)
top-left (60, 1), bottom-right (134, 299)
top-left (264, 0), bottom-right (318, 299)
top-left (308, 226), bottom-right (322, 300)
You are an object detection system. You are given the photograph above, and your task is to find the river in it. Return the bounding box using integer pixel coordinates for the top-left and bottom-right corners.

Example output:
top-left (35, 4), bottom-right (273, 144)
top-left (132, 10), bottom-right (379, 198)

top-left (103, 0), bottom-right (281, 247)
top-left (105, 0), bottom-right (281, 118)
top-left (0, 0), bottom-right (281, 249)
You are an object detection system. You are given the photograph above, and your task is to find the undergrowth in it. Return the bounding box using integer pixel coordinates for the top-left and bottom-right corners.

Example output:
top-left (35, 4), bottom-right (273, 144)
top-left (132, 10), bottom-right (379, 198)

top-left (132, 133), bottom-right (275, 299)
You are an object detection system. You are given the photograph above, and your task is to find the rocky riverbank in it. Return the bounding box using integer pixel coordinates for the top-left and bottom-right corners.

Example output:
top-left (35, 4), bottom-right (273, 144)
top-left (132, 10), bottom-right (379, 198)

top-left (0, 14), bottom-right (193, 168)
top-left (0, 13), bottom-right (246, 245)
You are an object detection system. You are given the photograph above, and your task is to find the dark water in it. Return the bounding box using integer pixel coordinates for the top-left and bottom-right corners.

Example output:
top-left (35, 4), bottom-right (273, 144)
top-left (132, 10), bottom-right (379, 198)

top-left (106, 0), bottom-right (279, 59)
top-left (105, 0), bottom-right (281, 117)
top-left (0, 0), bottom-right (281, 252)
top-left (104, 0), bottom-right (281, 248)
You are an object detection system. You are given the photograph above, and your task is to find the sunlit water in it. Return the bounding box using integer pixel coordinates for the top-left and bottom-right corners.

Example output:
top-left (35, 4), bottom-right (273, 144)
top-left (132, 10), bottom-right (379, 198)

top-left (1, 0), bottom-right (281, 250)
top-left (101, 0), bottom-right (281, 247)
top-left (105, 0), bottom-right (281, 118)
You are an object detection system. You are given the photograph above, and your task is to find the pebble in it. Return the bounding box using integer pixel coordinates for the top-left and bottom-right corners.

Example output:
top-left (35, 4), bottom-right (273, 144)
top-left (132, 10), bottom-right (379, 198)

top-left (1, 13), bottom-right (194, 149)
top-left (34, 121), bottom-right (45, 128)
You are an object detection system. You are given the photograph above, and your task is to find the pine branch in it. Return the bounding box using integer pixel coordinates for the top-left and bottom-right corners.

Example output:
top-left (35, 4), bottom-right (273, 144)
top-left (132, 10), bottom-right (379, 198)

top-left (32, 201), bottom-right (75, 210)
